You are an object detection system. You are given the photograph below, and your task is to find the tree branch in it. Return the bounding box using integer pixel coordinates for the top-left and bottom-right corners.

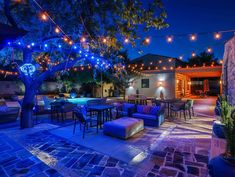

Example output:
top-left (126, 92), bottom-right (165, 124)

top-left (4, 0), bottom-right (18, 28)
top-left (36, 56), bottom-right (83, 84)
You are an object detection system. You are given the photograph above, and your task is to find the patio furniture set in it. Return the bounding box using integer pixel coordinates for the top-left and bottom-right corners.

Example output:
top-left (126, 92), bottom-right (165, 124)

top-left (0, 94), bottom-right (194, 141)
top-left (72, 100), bottom-right (165, 139)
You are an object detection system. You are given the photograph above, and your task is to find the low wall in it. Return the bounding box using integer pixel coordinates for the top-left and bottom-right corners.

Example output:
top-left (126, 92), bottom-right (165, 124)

top-left (0, 81), bottom-right (81, 95)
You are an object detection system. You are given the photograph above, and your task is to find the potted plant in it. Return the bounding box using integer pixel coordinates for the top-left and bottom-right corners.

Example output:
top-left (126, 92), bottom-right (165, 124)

top-left (209, 98), bottom-right (235, 177)
top-left (213, 95), bottom-right (226, 138)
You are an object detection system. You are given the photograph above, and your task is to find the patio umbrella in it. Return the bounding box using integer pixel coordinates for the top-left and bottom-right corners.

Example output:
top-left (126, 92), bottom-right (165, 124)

top-left (0, 23), bottom-right (27, 49)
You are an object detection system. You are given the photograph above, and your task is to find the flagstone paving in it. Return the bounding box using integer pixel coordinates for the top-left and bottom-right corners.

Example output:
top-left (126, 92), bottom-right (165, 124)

top-left (0, 117), bottom-right (212, 177)
top-left (0, 98), bottom-right (215, 177)
top-left (0, 133), bottom-right (62, 177)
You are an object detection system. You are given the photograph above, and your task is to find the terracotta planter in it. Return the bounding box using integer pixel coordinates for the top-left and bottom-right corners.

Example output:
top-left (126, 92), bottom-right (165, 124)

top-left (209, 155), bottom-right (235, 177)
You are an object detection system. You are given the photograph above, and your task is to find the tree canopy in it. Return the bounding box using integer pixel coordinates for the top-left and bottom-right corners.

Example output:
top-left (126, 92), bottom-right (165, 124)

top-left (0, 0), bottom-right (167, 61)
top-left (187, 51), bottom-right (219, 67)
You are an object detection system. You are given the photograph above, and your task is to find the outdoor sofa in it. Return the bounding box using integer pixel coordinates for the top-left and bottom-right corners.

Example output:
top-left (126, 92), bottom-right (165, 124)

top-left (114, 103), bottom-right (136, 118)
top-left (0, 107), bottom-right (20, 123)
top-left (131, 105), bottom-right (165, 127)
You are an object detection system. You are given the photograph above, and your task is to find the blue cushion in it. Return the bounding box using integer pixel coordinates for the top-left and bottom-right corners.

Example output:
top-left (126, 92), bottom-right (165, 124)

top-left (123, 103), bottom-right (135, 112)
top-left (137, 105), bottom-right (144, 113)
top-left (150, 106), bottom-right (160, 115)
top-left (0, 105), bottom-right (8, 112)
top-left (132, 113), bottom-right (156, 120)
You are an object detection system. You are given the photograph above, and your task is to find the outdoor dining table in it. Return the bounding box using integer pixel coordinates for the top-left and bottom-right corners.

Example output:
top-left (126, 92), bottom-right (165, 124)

top-left (158, 99), bottom-right (182, 118)
top-left (86, 104), bottom-right (115, 133)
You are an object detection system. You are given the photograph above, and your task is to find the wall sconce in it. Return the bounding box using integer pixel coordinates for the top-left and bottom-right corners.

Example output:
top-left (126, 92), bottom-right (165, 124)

top-left (158, 81), bottom-right (164, 87)
top-left (128, 82), bottom-right (134, 88)
top-left (219, 80), bottom-right (222, 85)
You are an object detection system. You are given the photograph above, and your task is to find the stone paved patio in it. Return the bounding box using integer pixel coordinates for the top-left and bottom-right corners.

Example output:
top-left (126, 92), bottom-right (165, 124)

top-left (0, 98), bottom-right (215, 177)
top-left (0, 133), bottom-right (62, 177)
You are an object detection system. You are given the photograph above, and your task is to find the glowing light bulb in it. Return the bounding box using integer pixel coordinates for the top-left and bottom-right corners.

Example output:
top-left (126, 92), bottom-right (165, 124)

top-left (214, 32), bottom-right (221, 39)
top-left (192, 52), bottom-right (196, 57)
top-left (179, 56), bottom-right (183, 60)
top-left (58, 44), bottom-right (62, 48)
top-left (145, 37), bottom-right (150, 44)
top-left (124, 38), bottom-right (129, 43)
top-left (40, 12), bottom-right (48, 21)
top-left (207, 47), bottom-right (212, 53)
top-left (63, 37), bottom-right (68, 42)
top-left (190, 34), bottom-right (197, 41)
top-left (102, 38), bottom-right (107, 43)
top-left (166, 36), bottom-right (173, 43)
top-left (69, 40), bottom-right (73, 45)
top-left (81, 37), bottom-right (86, 42)
top-left (55, 27), bottom-right (60, 33)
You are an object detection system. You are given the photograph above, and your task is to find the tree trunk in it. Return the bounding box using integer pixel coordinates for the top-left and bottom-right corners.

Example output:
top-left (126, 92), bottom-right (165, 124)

top-left (20, 85), bottom-right (36, 129)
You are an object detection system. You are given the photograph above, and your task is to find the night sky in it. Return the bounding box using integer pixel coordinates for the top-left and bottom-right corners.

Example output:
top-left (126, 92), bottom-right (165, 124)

top-left (127, 0), bottom-right (235, 61)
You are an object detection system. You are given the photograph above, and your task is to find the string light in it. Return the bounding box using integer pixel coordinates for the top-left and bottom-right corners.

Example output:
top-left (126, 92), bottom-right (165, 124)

top-left (54, 27), bottom-right (60, 34)
top-left (166, 36), bottom-right (173, 43)
top-left (191, 52), bottom-right (196, 57)
top-left (102, 38), bottom-right (107, 43)
top-left (214, 32), bottom-right (221, 40)
top-left (81, 37), bottom-right (86, 42)
top-left (124, 38), bottom-right (129, 43)
top-left (207, 47), bottom-right (212, 53)
top-left (190, 34), bottom-right (197, 41)
top-left (144, 37), bottom-right (150, 44)
top-left (179, 56), bottom-right (183, 60)
top-left (69, 40), bottom-right (73, 45)
top-left (39, 12), bottom-right (48, 21)
top-left (63, 36), bottom-right (68, 42)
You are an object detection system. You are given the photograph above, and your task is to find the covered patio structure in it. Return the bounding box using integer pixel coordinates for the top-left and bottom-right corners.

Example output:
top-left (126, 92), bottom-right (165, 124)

top-left (175, 65), bottom-right (222, 98)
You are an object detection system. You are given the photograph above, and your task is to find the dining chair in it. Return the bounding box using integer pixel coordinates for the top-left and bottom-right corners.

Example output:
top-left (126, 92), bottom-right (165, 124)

top-left (187, 99), bottom-right (194, 116)
top-left (73, 107), bottom-right (91, 139)
top-left (170, 101), bottom-right (191, 121)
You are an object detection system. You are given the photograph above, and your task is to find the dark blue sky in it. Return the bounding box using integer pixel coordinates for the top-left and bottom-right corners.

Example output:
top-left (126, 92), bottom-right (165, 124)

top-left (128, 0), bottom-right (235, 61)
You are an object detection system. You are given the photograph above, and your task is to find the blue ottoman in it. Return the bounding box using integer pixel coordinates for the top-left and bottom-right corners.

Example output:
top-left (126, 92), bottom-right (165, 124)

top-left (103, 117), bottom-right (144, 139)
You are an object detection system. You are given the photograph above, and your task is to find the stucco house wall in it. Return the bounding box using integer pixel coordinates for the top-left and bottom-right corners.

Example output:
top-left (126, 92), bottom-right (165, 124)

top-left (126, 72), bottom-right (176, 99)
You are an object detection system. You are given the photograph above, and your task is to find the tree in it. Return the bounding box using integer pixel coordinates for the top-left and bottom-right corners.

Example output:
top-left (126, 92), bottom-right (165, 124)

top-left (111, 50), bottom-right (141, 99)
top-left (188, 51), bottom-right (219, 66)
top-left (0, 0), bottom-right (168, 128)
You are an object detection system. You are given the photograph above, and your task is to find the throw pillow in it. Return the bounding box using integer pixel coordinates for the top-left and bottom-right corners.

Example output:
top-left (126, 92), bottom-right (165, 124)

top-left (137, 105), bottom-right (144, 113)
top-left (143, 106), bottom-right (151, 114)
